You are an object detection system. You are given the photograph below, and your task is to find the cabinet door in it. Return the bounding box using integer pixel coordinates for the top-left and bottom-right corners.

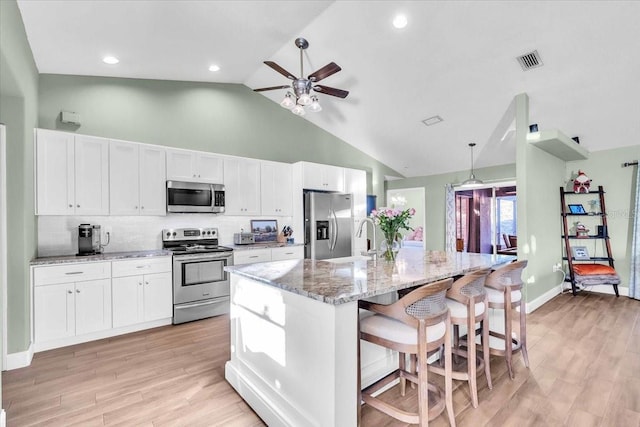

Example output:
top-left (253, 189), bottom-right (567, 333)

top-left (345, 168), bottom-right (367, 218)
top-left (139, 145), bottom-right (167, 215)
top-left (196, 153), bottom-right (224, 183)
top-left (224, 157), bottom-right (261, 215)
top-left (109, 140), bottom-right (140, 215)
top-left (112, 276), bottom-right (143, 328)
top-left (270, 246), bottom-right (304, 261)
top-left (34, 282), bottom-right (75, 342)
top-left (233, 249), bottom-right (272, 265)
top-left (323, 164), bottom-right (345, 192)
top-left (75, 135), bottom-right (110, 215)
top-left (75, 279), bottom-right (112, 335)
top-left (143, 272), bottom-right (172, 321)
top-left (302, 162), bottom-right (326, 190)
top-left (35, 129), bottom-right (75, 215)
top-left (261, 161), bottom-right (293, 216)
top-left (166, 149), bottom-right (196, 181)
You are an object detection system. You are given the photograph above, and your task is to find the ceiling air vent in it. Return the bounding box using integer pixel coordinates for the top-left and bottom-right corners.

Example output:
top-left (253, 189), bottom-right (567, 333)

top-left (517, 50), bottom-right (543, 71)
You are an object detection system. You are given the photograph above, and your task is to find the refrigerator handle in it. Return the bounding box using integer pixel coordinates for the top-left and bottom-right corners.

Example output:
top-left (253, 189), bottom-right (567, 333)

top-left (330, 209), bottom-right (338, 251)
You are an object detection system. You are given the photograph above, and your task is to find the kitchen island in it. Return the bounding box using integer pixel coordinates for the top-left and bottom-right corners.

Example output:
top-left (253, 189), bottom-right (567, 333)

top-left (224, 250), bottom-right (515, 427)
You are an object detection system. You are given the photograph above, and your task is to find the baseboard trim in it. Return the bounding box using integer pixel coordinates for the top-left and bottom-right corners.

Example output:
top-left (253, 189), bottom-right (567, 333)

top-left (526, 284), bottom-right (562, 314)
top-left (6, 342), bottom-right (34, 370)
top-left (1, 408), bottom-right (6, 427)
top-left (579, 284), bottom-right (629, 297)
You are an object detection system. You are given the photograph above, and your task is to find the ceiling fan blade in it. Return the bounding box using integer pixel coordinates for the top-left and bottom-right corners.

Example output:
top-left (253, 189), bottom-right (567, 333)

top-left (313, 85), bottom-right (349, 99)
top-left (253, 85), bottom-right (291, 92)
top-left (308, 62), bottom-right (341, 82)
top-left (264, 61), bottom-right (297, 80)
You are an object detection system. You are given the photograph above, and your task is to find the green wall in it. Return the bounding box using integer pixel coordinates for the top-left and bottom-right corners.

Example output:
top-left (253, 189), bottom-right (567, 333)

top-left (0, 0), bottom-right (39, 360)
top-left (386, 163), bottom-right (516, 250)
top-left (566, 145), bottom-right (640, 292)
top-left (38, 74), bottom-right (398, 199)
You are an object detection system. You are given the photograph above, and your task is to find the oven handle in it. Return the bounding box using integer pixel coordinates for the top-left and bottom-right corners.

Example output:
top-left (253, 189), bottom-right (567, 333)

top-left (173, 252), bottom-right (233, 262)
top-left (174, 297), bottom-right (229, 310)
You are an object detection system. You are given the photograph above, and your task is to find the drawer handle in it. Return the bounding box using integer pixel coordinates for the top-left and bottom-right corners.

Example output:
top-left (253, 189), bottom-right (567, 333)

top-left (249, 256), bottom-right (259, 258)
top-left (67, 290), bottom-right (73, 294)
top-left (136, 265), bottom-right (148, 269)
top-left (65, 271), bottom-right (84, 275)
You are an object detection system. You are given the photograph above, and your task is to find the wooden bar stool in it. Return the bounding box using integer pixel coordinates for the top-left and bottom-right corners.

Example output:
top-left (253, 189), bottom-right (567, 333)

top-left (359, 278), bottom-right (456, 427)
top-left (484, 260), bottom-right (529, 379)
top-left (430, 269), bottom-right (492, 408)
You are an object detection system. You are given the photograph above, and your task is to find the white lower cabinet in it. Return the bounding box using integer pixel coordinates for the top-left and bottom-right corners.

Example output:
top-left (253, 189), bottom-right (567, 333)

top-left (270, 246), bottom-right (304, 261)
top-left (32, 257), bottom-right (172, 352)
top-left (112, 258), bottom-right (172, 328)
top-left (34, 277), bottom-right (112, 344)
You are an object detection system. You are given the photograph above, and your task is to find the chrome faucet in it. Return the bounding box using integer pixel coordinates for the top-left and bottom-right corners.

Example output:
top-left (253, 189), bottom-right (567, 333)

top-left (356, 217), bottom-right (378, 258)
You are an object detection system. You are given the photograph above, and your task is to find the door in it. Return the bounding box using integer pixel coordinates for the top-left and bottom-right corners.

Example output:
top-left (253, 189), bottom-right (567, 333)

top-left (261, 161), bottom-right (292, 216)
top-left (309, 192), bottom-right (333, 260)
top-left (455, 183), bottom-right (516, 254)
top-left (196, 153), bottom-right (224, 183)
top-left (166, 149), bottom-right (196, 181)
top-left (34, 282), bottom-right (75, 342)
top-left (139, 145), bottom-right (167, 215)
top-left (75, 135), bottom-right (110, 215)
top-left (35, 129), bottom-right (75, 215)
top-left (75, 279), bottom-right (112, 335)
top-left (112, 275), bottom-right (143, 327)
top-left (109, 140), bottom-right (140, 215)
top-left (330, 194), bottom-right (353, 258)
top-left (143, 272), bottom-right (172, 321)
top-left (223, 157), bottom-right (260, 215)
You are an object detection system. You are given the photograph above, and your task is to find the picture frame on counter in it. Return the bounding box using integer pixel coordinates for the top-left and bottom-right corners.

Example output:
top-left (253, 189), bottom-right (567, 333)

top-left (251, 219), bottom-right (278, 242)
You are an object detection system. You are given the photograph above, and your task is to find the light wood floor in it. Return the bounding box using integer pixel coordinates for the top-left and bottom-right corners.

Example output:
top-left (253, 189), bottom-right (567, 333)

top-left (3, 291), bottom-right (640, 426)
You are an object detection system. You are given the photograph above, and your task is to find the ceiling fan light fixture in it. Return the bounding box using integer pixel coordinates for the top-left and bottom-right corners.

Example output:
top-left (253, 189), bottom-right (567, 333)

top-left (393, 14), bottom-right (408, 29)
top-left (308, 96), bottom-right (322, 113)
top-left (298, 92), bottom-right (312, 106)
top-left (291, 104), bottom-right (306, 116)
top-left (280, 92), bottom-right (295, 109)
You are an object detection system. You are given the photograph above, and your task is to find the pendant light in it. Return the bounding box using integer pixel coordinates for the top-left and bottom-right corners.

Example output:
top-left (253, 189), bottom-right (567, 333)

top-left (461, 143), bottom-right (484, 187)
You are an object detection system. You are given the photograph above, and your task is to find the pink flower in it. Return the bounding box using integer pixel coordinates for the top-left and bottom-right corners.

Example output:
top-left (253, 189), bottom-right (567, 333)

top-left (409, 208), bottom-right (416, 215)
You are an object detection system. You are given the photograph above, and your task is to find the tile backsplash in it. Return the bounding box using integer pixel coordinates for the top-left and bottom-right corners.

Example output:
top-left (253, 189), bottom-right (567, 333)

top-left (37, 214), bottom-right (294, 257)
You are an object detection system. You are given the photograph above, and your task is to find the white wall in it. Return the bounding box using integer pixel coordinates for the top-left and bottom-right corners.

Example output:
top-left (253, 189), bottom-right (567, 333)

top-left (37, 214), bottom-right (293, 257)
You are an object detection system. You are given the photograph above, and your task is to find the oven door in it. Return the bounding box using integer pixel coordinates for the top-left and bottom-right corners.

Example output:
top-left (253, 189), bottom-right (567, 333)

top-left (173, 252), bottom-right (232, 304)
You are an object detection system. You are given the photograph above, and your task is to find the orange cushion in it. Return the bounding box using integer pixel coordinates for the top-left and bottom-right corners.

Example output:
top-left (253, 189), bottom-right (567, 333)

top-left (573, 264), bottom-right (617, 276)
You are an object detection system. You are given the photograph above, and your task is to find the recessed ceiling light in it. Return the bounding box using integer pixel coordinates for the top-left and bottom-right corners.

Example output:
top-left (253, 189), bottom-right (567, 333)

top-left (208, 64), bottom-right (220, 72)
top-left (102, 56), bottom-right (119, 65)
top-left (393, 14), bottom-right (408, 29)
top-left (422, 115), bottom-right (444, 126)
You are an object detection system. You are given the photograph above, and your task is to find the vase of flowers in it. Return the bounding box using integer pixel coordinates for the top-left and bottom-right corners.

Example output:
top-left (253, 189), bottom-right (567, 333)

top-left (371, 207), bottom-right (416, 261)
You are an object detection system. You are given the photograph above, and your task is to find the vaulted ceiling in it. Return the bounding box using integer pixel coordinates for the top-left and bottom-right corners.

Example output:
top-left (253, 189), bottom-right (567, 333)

top-left (16, 1), bottom-right (640, 178)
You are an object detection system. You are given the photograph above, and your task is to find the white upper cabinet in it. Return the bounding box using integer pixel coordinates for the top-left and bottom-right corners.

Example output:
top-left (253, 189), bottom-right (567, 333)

top-left (139, 145), bottom-right (166, 215)
top-left (345, 168), bottom-right (367, 218)
top-left (301, 161), bottom-right (345, 192)
top-left (166, 149), bottom-right (223, 183)
top-left (261, 161), bottom-right (293, 216)
top-left (110, 140), bottom-right (166, 216)
top-left (36, 129), bottom-right (109, 215)
top-left (223, 157), bottom-right (261, 215)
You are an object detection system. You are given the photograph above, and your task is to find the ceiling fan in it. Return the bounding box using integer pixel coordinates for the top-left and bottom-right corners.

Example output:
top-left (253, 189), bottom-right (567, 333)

top-left (253, 37), bottom-right (349, 116)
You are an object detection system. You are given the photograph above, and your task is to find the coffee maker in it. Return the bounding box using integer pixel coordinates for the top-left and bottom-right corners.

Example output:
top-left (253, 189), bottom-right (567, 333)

top-left (78, 224), bottom-right (102, 255)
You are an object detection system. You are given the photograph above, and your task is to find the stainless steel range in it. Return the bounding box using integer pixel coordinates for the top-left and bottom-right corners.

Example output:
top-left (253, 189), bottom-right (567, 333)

top-left (162, 227), bottom-right (233, 324)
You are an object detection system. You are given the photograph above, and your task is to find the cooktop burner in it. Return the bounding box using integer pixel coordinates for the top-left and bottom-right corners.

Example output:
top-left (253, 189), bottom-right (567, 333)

top-left (162, 227), bottom-right (233, 254)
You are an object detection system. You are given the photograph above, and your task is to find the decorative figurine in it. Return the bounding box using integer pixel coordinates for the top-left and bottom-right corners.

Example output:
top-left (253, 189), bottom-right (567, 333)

top-left (573, 170), bottom-right (591, 193)
top-left (574, 221), bottom-right (589, 238)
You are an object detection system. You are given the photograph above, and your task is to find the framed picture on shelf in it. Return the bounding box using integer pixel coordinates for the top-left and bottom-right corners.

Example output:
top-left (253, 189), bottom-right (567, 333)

top-left (568, 204), bottom-right (587, 214)
top-left (571, 246), bottom-right (590, 260)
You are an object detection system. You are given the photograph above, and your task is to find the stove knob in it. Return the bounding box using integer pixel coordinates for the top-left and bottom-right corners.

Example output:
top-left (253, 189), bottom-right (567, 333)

top-left (172, 232), bottom-right (177, 237)
top-left (207, 231), bottom-right (211, 235)
top-left (166, 232), bottom-right (171, 237)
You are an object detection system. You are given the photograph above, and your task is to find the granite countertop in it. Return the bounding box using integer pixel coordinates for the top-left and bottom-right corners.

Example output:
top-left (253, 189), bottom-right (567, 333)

top-left (227, 242), bottom-right (304, 251)
top-left (225, 250), bottom-right (516, 305)
top-left (31, 249), bottom-right (172, 266)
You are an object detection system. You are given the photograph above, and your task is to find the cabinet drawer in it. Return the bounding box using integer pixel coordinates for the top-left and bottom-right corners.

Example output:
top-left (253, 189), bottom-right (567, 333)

top-left (34, 262), bottom-right (111, 286)
top-left (270, 246), bottom-right (304, 261)
top-left (234, 249), bottom-right (272, 265)
top-left (112, 256), bottom-right (172, 278)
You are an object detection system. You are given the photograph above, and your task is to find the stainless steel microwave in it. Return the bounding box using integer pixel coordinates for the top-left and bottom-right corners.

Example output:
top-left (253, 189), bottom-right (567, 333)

top-left (166, 181), bottom-right (225, 213)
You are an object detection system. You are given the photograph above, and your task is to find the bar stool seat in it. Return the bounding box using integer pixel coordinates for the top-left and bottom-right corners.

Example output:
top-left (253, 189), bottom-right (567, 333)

top-left (359, 278), bottom-right (456, 427)
top-left (361, 315), bottom-right (447, 345)
top-left (445, 299), bottom-right (485, 318)
top-left (485, 287), bottom-right (521, 303)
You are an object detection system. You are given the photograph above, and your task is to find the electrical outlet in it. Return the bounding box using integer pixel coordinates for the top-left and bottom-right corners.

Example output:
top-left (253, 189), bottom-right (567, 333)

top-left (552, 262), bottom-right (562, 272)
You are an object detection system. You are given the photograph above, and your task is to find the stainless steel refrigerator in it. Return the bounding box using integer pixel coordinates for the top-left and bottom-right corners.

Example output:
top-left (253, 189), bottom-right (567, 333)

top-left (304, 192), bottom-right (353, 260)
